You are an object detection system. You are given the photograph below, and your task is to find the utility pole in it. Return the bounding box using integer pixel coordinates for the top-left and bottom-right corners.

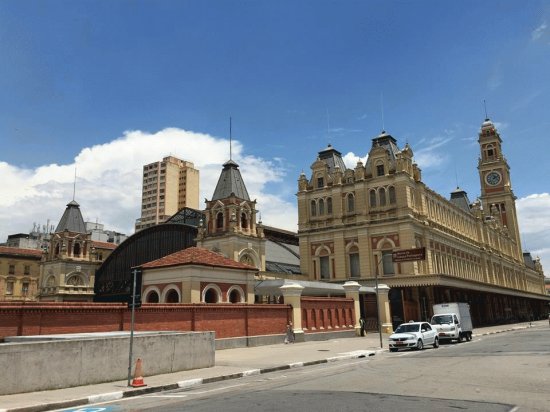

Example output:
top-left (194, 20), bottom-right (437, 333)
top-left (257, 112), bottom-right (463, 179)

top-left (127, 268), bottom-right (138, 386)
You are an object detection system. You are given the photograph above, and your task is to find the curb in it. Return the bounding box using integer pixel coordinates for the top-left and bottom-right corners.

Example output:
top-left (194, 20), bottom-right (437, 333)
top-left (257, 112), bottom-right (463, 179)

top-left (1, 350), bottom-right (376, 412)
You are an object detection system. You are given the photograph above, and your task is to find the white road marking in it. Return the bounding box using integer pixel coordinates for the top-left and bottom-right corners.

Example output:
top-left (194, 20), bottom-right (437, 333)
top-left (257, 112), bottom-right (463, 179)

top-left (190, 382), bottom-right (248, 395)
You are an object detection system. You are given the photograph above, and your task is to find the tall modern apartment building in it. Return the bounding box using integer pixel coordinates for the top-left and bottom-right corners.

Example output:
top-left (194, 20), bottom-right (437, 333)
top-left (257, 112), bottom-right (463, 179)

top-left (135, 156), bottom-right (200, 232)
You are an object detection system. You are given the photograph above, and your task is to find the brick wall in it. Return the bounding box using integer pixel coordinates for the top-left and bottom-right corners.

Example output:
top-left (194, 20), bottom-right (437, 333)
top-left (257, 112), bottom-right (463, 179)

top-left (301, 296), bottom-right (355, 332)
top-left (0, 301), bottom-right (290, 340)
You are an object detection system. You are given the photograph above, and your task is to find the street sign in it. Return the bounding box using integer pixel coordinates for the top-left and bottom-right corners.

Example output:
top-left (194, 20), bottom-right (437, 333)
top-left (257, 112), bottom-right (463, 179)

top-left (392, 247), bottom-right (426, 262)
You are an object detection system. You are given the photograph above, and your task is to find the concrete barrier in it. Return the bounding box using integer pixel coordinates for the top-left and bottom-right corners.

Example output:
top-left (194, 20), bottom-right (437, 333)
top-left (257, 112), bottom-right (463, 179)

top-left (0, 331), bottom-right (214, 395)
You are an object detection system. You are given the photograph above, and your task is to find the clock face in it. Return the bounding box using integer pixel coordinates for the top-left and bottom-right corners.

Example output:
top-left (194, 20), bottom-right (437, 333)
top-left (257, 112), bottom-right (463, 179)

top-left (486, 171), bottom-right (501, 186)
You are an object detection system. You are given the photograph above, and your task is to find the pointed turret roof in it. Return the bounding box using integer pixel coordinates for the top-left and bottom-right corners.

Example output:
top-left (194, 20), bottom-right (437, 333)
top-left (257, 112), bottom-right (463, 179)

top-left (55, 200), bottom-right (86, 233)
top-left (450, 187), bottom-right (472, 213)
top-left (211, 160), bottom-right (250, 201)
top-left (317, 144), bottom-right (347, 173)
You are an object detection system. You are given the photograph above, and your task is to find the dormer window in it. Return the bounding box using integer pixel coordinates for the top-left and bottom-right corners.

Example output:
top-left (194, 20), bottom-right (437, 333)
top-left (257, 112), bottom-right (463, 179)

top-left (216, 212), bottom-right (224, 229)
top-left (317, 177), bottom-right (324, 188)
top-left (376, 164), bottom-right (385, 177)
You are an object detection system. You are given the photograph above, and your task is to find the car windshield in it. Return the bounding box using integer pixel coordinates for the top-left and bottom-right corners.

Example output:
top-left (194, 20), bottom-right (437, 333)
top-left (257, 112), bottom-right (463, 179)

top-left (395, 324), bottom-right (420, 333)
top-left (432, 315), bottom-right (454, 325)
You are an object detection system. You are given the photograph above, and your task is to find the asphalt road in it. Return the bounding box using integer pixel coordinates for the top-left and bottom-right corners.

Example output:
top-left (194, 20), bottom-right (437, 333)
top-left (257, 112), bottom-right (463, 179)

top-left (60, 324), bottom-right (550, 412)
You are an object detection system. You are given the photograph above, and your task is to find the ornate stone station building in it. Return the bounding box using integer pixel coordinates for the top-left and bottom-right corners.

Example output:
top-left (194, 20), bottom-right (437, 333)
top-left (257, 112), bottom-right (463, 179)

top-left (297, 118), bottom-right (548, 330)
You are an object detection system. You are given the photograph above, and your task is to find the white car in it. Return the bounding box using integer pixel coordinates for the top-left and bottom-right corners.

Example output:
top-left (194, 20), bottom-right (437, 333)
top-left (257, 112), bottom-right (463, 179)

top-left (388, 321), bottom-right (439, 352)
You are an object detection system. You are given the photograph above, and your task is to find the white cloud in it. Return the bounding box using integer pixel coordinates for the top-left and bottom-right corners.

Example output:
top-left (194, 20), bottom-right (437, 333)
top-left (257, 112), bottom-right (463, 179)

top-left (414, 136), bottom-right (453, 169)
top-left (531, 22), bottom-right (547, 41)
top-left (342, 152), bottom-right (368, 169)
top-left (517, 193), bottom-right (550, 275)
top-left (0, 128), bottom-right (294, 242)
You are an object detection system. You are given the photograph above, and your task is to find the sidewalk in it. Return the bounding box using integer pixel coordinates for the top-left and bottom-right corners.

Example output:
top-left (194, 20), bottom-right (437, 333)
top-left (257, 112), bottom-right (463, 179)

top-left (0, 320), bottom-right (544, 412)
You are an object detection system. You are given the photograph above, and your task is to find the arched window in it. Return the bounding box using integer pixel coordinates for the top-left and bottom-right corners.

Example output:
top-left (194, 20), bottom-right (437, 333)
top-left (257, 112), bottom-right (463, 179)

top-left (241, 212), bottom-right (248, 229)
top-left (165, 289), bottom-right (179, 303)
top-left (203, 285), bottom-right (222, 303)
top-left (319, 249), bottom-right (330, 280)
top-left (347, 193), bottom-right (355, 213)
top-left (369, 190), bottom-right (377, 208)
top-left (319, 198), bottom-right (325, 215)
top-left (389, 186), bottom-right (396, 204)
top-left (310, 200), bottom-right (317, 217)
top-left (66, 275), bottom-right (83, 286)
top-left (73, 243), bottom-right (81, 257)
top-left (348, 246), bottom-right (360, 278)
top-left (54, 244), bottom-right (60, 257)
top-left (228, 286), bottom-right (245, 303)
top-left (146, 290), bottom-right (159, 303)
top-left (327, 197), bottom-right (332, 214)
top-left (382, 250), bottom-right (395, 275)
top-left (216, 212), bottom-right (224, 229)
top-left (229, 289), bottom-right (241, 303)
top-left (379, 188), bottom-right (386, 206)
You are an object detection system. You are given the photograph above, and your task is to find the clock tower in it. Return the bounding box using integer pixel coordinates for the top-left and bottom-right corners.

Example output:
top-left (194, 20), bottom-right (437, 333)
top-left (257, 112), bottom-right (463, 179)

top-left (477, 118), bottom-right (523, 260)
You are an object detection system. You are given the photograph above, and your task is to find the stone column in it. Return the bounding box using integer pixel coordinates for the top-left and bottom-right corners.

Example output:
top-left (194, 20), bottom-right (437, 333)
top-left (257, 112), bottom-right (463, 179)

top-left (377, 284), bottom-right (393, 333)
top-left (343, 281), bottom-right (361, 336)
top-left (280, 283), bottom-right (305, 342)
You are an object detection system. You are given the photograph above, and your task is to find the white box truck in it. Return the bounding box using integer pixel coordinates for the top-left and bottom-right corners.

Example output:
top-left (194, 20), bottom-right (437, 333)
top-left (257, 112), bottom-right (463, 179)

top-left (431, 303), bottom-right (473, 343)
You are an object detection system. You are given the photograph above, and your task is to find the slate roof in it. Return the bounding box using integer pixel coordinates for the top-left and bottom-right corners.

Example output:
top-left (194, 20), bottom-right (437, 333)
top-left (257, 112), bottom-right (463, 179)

top-left (450, 187), bottom-right (472, 213)
top-left (141, 246), bottom-right (256, 270)
top-left (317, 144), bottom-right (347, 173)
top-left (55, 200), bottom-right (86, 233)
top-left (365, 131), bottom-right (401, 172)
top-left (0, 246), bottom-right (43, 258)
top-left (211, 160), bottom-right (250, 201)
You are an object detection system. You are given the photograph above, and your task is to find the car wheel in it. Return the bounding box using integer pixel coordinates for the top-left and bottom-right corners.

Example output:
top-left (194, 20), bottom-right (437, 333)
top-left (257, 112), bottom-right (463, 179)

top-left (416, 339), bottom-right (423, 350)
top-left (456, 334), bottom-right (462, 343)
top-left (466, 332), bottom-right (472, 341)
top-left (433, 337), bottom-right (439, 349)
top-left (390, 348), bottom-right (398, 352)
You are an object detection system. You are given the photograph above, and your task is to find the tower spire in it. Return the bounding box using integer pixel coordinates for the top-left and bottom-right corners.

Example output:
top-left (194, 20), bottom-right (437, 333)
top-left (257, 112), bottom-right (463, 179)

top-left (483, 99), bottom-right (489, 120)
top-left (229, 117), bottom-right (232, 161)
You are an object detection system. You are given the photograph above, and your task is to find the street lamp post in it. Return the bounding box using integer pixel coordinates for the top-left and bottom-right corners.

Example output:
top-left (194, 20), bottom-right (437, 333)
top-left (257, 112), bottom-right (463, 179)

top-left (127, 269), bottom-right (138, 386)
top-left (374, 257), bottom-right (383, 349)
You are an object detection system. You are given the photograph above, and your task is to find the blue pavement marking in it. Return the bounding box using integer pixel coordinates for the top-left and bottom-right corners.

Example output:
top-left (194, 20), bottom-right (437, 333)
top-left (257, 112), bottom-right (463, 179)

top-left (63, 407), bottom-right (120, 412)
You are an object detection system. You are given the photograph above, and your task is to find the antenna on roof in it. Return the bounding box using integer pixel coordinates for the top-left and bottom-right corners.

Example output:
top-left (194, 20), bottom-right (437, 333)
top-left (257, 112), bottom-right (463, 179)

top-left (455, 164), bottom-right (459, 189)
top-left (326, 108), bottom-right (331, 143)
top-left (72, 167), bottom-right (77, 201)
top-left (483, 99), bottom-right (489, 120)
top-left (381, 92), bottom-right (385, 132)
top-left (229, 116), bottom-right (233, 161)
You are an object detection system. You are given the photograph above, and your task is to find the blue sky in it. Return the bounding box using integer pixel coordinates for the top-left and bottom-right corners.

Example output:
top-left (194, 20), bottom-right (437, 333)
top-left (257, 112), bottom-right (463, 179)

top-left (0, 1), bottom-right (549, 274)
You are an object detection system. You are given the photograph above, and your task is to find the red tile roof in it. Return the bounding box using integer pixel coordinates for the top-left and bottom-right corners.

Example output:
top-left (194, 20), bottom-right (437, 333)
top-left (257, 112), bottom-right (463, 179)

top-left (141, 247), bottom-right (256, 270)
top-left (0, 246), bottom-right (43, 258)
top-left (91, 241), bottom-right (117, 250)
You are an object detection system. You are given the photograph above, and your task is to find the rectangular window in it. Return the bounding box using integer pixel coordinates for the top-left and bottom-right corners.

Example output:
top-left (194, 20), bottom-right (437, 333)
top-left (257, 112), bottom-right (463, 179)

top-left (6, 281), bottom-right (14, 295)
top-left (349, 253), bottom-right (360, 278)
top-left (382, 251), bottom-right (395, 275)
top-left (22, 282), bottom-right (29, 296)
top-left (24, 265), bottom-right (30, 275)
top-left (317, 177), bottom-right (324, 188)
top-left (376, 164), bottom-right (385, 176)
top-left (8, 264), bottom-right (15, 275)
top-left (320, 256), bottom-right (330, 280)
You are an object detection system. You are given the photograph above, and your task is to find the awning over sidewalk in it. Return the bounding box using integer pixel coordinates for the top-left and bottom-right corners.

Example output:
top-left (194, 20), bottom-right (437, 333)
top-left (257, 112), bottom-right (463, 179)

top-left (254, 279), bottom-right (375, 297)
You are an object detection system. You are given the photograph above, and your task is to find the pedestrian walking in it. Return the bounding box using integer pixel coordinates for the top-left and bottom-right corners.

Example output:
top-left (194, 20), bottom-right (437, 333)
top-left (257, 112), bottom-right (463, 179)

top-left (359, 317), bottom-right (366, 336)
top-left (285, 321), bottom-right (295, 344)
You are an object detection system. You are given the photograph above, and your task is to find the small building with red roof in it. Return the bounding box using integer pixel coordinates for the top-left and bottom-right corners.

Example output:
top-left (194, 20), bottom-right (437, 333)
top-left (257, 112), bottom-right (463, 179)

top-left (140, 246), bottom-right (257, 304)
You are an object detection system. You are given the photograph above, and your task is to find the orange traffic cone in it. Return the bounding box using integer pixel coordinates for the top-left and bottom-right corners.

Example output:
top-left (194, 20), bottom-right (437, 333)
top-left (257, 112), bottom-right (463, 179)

top-left (131, 358), bottom-right (147, 387)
